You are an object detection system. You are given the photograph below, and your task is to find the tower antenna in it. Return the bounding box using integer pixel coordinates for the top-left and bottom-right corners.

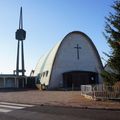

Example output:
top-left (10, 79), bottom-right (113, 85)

top-left (19, 7), bottom-right (23, 29)
top-left (15, 7), bottom-right (26, 76)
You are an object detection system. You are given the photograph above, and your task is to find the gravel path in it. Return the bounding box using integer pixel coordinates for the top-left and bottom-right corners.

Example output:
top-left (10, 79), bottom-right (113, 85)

top-left (0, 90), bottom-right (120, 109)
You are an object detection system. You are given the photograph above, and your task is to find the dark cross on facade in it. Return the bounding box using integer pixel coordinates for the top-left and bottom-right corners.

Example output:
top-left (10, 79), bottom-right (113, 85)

top-left (74, 44), bottom-right (81, 60)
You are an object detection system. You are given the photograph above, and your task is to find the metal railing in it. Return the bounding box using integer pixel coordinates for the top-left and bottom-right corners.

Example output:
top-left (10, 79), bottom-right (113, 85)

top-left (81, 84), bottom-right (120, 100)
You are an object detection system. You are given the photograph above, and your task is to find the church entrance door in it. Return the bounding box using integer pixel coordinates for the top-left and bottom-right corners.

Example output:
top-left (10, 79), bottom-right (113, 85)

top-left (63, 71), bottom-right (98, 90)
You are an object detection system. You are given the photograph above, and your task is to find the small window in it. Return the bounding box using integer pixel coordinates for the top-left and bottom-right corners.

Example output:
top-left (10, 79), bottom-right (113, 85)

top-left (43, 72), bottom-right (45, 77)
top-left (46, 71), bottom-right (48, 77)
top-left (40, 73), bottom-right (42, 78)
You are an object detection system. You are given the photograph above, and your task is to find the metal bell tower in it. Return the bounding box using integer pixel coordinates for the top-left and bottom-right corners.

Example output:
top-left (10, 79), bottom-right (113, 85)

top-left (15, 7), bottom-right (26, 76)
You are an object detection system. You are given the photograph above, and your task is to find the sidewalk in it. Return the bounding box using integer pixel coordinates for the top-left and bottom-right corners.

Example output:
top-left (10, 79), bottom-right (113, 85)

top-left (0, 90), bottom-right (120, 110)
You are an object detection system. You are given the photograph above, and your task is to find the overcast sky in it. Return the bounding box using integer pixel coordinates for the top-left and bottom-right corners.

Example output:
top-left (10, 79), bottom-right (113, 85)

top-left (0, 0), bottom-right (114, 75)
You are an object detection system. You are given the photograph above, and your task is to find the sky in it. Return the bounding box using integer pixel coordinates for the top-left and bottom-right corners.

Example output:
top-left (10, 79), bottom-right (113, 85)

top-left (0, 0), bottom-right (114, 75)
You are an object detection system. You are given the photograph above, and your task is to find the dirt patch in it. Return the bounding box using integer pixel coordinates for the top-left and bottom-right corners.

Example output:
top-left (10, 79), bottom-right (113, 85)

top-left (0, 90), bottom-right (120, 109)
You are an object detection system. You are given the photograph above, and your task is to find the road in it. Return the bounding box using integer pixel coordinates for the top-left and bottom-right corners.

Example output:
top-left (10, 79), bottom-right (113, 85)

top-left (0, 102), bottom-right (120, 120)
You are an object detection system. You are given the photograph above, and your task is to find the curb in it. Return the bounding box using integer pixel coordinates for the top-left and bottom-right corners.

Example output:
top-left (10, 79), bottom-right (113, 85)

top-left (38, 103), bottom-right (120, 111)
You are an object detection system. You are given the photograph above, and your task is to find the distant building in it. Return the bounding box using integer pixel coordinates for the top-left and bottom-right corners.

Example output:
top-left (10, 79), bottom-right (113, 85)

top-left (0, 74), bottom-right (26, 88)
top-left (0, 74), bottom-right (36, 89)
top-left (33, 31), bottom-right (103, 89)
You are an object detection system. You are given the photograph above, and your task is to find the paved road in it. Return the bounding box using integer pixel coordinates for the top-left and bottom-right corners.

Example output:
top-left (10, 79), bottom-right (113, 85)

top-left (0, 102), bottom-right (120, 120)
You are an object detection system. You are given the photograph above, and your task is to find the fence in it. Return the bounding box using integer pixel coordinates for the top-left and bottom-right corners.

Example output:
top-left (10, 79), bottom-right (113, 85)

top-left (81, 84), bottom-right (120, 100)
top-left (81, 85), bottom-right (93, 94)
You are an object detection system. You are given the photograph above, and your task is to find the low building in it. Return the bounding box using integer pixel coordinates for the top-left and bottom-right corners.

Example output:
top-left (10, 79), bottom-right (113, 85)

top-left (0, 74), bottom-right (26, 88)
top-left (0, 74), bottom-right (36, 89)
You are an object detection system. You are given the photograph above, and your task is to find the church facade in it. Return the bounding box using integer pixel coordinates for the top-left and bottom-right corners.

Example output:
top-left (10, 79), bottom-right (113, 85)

top-left (33, 31), bottom-right (103, 89)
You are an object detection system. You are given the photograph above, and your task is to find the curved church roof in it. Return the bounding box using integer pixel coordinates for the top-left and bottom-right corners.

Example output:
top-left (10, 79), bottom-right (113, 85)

top-left (34, 31), bottom-right (103, 86)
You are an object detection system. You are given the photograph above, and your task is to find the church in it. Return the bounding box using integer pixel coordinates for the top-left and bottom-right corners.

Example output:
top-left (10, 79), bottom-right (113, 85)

top-left (33, 31), bottom-right (103, 90)
top-left (0, 7), bottom-right (103, 90)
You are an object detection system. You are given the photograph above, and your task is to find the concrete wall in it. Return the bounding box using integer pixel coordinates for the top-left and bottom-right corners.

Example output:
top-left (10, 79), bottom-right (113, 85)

top-left (49, 32), bottom-right (103, 88)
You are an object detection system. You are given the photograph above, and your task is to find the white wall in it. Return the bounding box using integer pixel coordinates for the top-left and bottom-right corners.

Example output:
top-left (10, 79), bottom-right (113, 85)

top-left (49, 33), bottom-right (103, 88)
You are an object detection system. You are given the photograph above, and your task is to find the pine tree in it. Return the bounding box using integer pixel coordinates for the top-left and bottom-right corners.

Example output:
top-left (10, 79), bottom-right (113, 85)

top-left (101, 0), bottom-right (120, 86)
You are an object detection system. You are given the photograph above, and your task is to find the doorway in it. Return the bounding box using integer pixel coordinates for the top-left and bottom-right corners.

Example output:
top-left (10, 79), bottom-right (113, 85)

top-left (63, 71), bottom-right (98, 90)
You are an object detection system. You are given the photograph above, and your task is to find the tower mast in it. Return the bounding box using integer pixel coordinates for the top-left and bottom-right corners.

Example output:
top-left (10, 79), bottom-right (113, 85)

top-left (15, 7), bottom-right (26, 76)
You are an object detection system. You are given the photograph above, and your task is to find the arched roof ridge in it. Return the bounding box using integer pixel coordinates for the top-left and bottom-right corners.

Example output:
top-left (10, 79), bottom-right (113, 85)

top-left (55, 31), bottom-right (103, 68)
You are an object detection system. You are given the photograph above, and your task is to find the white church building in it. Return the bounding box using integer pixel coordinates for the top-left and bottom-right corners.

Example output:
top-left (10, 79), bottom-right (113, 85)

top-left (33, 31), bottom-right (103, 90)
